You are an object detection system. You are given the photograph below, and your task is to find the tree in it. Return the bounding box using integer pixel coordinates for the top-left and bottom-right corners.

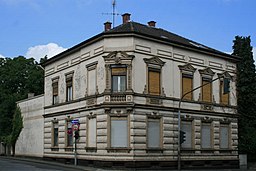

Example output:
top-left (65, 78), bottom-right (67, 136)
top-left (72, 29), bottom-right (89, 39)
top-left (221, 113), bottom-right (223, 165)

top-left (232, 36), bottom-right (256, 156)
top-left (10, 107), bottom-right (23, 156)
top-left (0, 56), bottom-right (44, 154)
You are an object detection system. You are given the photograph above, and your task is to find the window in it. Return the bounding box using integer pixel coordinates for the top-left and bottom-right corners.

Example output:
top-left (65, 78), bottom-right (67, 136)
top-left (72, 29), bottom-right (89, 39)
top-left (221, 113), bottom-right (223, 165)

top-left (86, 62), bottom-right (98, 96)
top-left (182, 74), bottom-right (193, 100)
top-left (181, 121), bottom-right (192, 149)
top-left (220, 124), bottom-right (230, 149)
top-left (52, 122), bottom-right (58, 147)
top-left (110, 117), bottom-right (128, 147)
top-left (202, 77), bottom-right (212, 102)
top-left (87, 117), bottom-right (97, 148)
top-left (66, 120), bottom-right (73, 147)
top-left (201, 123), bottom-right (212, 149)
top-left (111, 66), bottom-right (127, 93)
top-left (220, 80), bottom-right (229, 105)
top-left (147, 118), bottom-right (161, 148)
top-left (52, 78), bottom-right (59, 105)
top-left (66, 74), bottom-right (73, 102)
top-left (148, 69), bottom-right (161, 95)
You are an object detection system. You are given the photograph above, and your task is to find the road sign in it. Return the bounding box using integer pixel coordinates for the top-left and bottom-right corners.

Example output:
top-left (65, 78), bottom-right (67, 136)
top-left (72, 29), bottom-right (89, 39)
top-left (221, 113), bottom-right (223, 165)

top-left (71, 119), bottom-right (79, 125)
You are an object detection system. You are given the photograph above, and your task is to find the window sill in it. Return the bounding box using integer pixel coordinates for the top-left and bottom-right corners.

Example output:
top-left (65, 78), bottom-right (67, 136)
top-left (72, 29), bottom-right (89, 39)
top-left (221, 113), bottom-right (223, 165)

top-left (85, 147), bottom-right (97, 152)
top-left (64, 147), bottom-right (74, 152)
top-left (146, 148), bottom-right (163, 153)
top-left (106, 147), bottom-right (131, 153)
top-left (51, 147), bottom-right (59, 151)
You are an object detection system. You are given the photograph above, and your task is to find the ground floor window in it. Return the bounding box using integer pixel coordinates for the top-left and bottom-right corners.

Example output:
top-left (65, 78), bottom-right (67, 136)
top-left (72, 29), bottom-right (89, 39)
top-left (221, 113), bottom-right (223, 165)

top-left (147, 118), bottom-right (161, 148)
top-left (201, 123), bottom-right (212, 149)
top-left (110, 117), bottom-right (128, 148)
top-left (87, 117), bottom-right (97, 148)
top-left (66, 120), bottom-right (73, 147)
top-left (220, 124), bottom-right (230, 149)
top-left (181, 121), bottom-right (193, 149)
top-left (52, 122), bottom-right (58, 147)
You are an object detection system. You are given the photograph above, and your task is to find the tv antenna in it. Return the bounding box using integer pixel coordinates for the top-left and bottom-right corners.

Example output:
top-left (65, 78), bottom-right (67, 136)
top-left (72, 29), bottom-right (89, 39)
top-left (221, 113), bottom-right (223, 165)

top-left (102, 0), bottom-right (121, 27)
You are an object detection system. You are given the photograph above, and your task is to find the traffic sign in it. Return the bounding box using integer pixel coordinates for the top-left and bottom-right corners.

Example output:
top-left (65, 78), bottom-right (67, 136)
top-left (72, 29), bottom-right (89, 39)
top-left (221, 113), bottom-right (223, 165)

top-left (71, 119), bottom-right (79, 125)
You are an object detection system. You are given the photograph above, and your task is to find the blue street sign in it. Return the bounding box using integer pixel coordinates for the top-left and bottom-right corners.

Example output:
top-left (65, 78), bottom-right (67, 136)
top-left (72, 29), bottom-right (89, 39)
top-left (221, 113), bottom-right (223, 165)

top-left (71, 119), bottom-right (79, 124)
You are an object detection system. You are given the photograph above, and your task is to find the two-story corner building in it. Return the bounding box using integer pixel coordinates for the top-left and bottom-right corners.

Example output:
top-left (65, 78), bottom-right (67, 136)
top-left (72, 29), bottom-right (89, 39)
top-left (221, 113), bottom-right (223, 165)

top-left (42, 13), bottom-right (240, 169)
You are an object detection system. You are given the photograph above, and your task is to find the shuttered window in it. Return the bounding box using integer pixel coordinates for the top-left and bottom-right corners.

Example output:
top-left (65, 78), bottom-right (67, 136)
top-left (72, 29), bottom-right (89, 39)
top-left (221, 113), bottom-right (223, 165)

top-left (202, 78), bottom-right (212, 102)
top-left (88, 118), bottom-right (97, 147)
top-left (181, 121), bottom-right (192, 148)
top-left (182, 74), bottom-right (193, 100)
top-left (149, 70), bottom-right (160, 95)
top-left (52, 81), bottom-right (58, 104)
top-left (66, 76), bottom-right (73, 102)
top-left (220, 80), bottom-right (229, 105)
top-left (111, 117), bottom-right (128, 147)
top-left (147, 119), bottom-right (161, 148)
top-left (220, 125), bottom-right (229, 149)
top-left (201, 123), bottom-right (212, 149)
top-left (111, 67), bottom-right (127, 92)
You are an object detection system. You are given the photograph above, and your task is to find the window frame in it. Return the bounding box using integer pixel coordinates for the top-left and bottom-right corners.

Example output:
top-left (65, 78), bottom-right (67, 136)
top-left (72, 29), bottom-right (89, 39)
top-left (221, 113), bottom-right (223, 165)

top-left (201, 122), bottom-right (213, 149)
top-left (111, 65), bottom-right (127, 93)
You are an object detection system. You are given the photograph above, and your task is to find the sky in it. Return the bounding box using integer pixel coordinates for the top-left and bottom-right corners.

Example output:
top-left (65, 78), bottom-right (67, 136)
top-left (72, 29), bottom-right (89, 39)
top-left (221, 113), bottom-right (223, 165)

top-left (0, 0), bottom-right (255, 62)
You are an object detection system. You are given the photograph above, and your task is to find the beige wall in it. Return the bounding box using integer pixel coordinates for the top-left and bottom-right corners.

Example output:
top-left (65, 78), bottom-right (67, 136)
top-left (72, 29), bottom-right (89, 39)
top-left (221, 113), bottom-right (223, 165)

top-left (16, 94), bottom-right (44, 157)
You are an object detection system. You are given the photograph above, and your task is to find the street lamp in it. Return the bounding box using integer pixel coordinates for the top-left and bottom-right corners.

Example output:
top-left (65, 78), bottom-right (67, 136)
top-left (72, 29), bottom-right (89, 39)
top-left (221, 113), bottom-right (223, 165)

top-left (177, 75), bottom-right (229, 170)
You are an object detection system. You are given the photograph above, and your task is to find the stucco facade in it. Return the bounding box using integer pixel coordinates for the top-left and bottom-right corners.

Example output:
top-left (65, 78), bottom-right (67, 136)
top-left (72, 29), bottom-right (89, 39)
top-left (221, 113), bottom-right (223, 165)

top-left (16, 14), bottom-right (240, 169)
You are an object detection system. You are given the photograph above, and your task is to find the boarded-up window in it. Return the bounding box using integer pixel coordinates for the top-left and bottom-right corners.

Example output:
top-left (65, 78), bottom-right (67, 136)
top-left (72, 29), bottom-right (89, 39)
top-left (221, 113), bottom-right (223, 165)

top-left (88, 69), bottom-right (96, 95)
top-left (148, 119), bottom-right (160, 148)
top-left (111, 67), bottom-right (127, 92)
top-left (149, 70), bottom-right (160, 95)
top-left (181, 121), bottom-right (192, 148)
top-left (182, 74), bottom-right (193, 100)
top-left (87, 118), bottom-right (97, 147)
top-left (220, 125), bottom-right (229, 149)
top-left (111, 117), bottom-right (128, 147)
top-left (202, 78), bottom-right (212, 102)
top-left (220, 80), bottom-right (229, 105)
top-left (201, 123), bottom-right (212, 149)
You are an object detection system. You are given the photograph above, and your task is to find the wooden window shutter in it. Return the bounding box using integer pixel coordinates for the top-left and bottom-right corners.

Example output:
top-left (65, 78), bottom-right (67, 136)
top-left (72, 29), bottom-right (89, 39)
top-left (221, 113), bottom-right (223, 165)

top-left (66, 77), bottom-right (72, 87)
top-left (220, 81), bottom-right (229, 105)
top-left (149, 70), bottom-right (160, 95)
top-left (202, 80), bottom-right (212, 102)
top-left (182, 75), bottom-right (193, 100)
top-left (112, 67), bottom-right (126, 75)
top-left (52, 82), bottom-right (58, 96)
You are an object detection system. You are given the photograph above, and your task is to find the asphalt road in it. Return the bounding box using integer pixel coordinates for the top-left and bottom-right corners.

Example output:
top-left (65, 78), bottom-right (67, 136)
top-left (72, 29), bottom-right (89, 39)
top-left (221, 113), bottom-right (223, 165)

top-left (0, 158), bottom-right (86, 171)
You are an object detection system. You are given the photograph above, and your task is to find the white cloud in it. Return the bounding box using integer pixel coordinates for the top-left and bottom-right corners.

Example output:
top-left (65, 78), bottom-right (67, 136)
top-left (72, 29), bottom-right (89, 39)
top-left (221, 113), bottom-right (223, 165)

top-left (25, 43), bottom-right (67, 62)
top-left (0, 54), bottom-right (5, 58)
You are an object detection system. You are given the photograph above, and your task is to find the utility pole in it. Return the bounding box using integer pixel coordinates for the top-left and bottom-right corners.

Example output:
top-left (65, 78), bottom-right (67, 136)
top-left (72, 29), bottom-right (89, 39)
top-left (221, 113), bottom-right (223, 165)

top-left (177, 75), bottom-right (230, 170)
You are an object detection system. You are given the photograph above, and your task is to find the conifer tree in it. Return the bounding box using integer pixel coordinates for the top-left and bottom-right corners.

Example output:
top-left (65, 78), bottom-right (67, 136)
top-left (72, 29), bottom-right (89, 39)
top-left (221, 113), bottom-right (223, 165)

top-left (232, 36), bottom-right (256, 156)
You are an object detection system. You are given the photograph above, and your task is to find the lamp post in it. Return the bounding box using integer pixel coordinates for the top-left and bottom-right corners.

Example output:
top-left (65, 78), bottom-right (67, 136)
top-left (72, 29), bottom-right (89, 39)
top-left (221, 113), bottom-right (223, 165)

top-left (177, 76), bottom-right (226, 170)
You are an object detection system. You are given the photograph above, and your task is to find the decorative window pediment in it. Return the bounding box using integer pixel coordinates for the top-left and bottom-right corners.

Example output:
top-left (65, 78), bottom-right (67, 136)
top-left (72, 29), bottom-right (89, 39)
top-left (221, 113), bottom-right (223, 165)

top-left (144, 56), bottom-right (165, 69)
top-left (199, 67), bottom-right (215, 77)
top-left (103, 51), bottom-right (134, 64)
top-left (217, 71), bottom-right (232, 79)
top-left (179, 63), bottom-right (196, 73)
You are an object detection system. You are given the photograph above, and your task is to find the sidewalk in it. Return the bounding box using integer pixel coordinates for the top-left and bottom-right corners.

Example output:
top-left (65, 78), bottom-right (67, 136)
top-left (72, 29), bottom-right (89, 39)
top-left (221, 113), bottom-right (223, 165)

top-left (0, 156), bottom-right (253, 171)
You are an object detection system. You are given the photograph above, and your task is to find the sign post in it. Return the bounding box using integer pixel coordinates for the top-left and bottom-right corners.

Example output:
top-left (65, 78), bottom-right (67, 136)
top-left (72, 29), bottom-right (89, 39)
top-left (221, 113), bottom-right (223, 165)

top-left (72, 119), bottom-right (80, 166)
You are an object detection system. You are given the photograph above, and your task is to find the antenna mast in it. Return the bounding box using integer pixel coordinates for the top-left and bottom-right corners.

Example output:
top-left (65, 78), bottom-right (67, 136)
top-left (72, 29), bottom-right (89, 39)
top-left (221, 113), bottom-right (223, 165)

top-left (112, 0), bottom-right (116, 27)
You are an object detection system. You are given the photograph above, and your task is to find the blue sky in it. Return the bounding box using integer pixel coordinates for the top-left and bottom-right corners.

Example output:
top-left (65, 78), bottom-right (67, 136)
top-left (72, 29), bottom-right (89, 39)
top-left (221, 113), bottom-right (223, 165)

top-left (0, 0), bottom-right (255, 61)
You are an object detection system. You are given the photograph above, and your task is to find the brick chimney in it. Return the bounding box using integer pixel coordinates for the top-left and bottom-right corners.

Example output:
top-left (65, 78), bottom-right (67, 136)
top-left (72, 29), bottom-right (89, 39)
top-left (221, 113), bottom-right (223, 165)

top-left (104, 21), bottom-right (112, 31)
top-left (148, 21), bottom-right (156, 27)
top-left (122, 13), bottom-right (131, 24)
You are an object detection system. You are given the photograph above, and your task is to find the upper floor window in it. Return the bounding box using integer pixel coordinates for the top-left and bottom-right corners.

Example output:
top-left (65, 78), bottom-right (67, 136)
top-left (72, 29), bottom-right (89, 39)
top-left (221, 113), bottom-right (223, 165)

top-left (179, 63), bottom-right (196, 101)
top-left (103, 51), bottom-right (134, 94)
top-left (65, 72), bottom-right (73, 102)
top-left (52, 77), bottom-right (59, 105)
top-left (111, 65), bottom-right (127, 93)
top-left (218, 72), bottom-right (232, 105)
top-left (144, 56), bottom-right (165, 96)
top-left (86, 61), bottom-right (98, 96)
top-left (199, 68), bottom-right (215, 103)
